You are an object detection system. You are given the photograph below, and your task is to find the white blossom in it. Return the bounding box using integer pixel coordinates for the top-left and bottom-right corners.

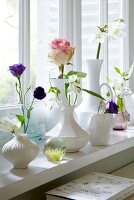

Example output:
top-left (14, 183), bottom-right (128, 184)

top-left (68, 82), bottom-right (81, 95)
top-left (95, 30), bottom-right (107, 44)
top-left (68, 74), bottom-right (77, 83)
top-left (0, 118), bottom-right (20, 134)
top-left (108, 20), bottom-right (126, 40)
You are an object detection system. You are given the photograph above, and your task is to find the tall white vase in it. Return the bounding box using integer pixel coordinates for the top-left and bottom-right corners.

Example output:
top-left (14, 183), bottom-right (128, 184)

top-left (46, 106), bottom-right (89, 152)
top-left (2, 134), bottom-right (39, 169)
top-left (76, 59), bottom-right (103, 130)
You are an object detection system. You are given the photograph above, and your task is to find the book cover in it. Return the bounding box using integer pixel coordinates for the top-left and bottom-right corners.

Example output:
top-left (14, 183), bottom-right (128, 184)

top-left (46, 172), bottom-right (134, 200)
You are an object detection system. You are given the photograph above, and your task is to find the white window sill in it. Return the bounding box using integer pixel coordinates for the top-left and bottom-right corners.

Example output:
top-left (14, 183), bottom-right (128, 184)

top-left (0, 127), bottom-right (134, 200)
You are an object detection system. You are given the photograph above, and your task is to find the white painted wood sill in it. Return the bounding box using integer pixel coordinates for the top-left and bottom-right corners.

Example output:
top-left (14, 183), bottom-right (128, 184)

top-left (0, 127), bottom-right (134, 200)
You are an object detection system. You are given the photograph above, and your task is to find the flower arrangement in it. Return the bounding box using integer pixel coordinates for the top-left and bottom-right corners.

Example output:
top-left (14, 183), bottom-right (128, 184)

top-left (107, 63), bottom-right (134, 112)
top-left (90, 19), bottom-right (125, 59)
top-left (0, 64), bottom-right (46, 135)
top-left (48, 38), bottom-right (105, 107)
top-left (48, 38), bottom-right (75, 78)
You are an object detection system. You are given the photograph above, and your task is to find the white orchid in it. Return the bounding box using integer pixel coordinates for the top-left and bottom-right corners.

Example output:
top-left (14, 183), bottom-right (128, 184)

top-left (0, 118), bottom-right (21, 134)
top-left (95, 30), bottom-right (107, 44)
top-left (108, 19), bottom-right (126, 40)
top-left (88, 18), bottom-right (125, 59)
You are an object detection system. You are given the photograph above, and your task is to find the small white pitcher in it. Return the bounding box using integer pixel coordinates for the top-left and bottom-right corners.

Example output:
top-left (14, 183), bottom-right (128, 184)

top-left (88, 113), bottom-right (114, 145)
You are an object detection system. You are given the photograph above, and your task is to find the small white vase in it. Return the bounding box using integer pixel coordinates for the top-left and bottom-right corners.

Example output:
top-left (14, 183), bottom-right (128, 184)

top-left (2, 134), bottom-right (39, 169)
top-left (46, 106), bottom-right (89, 152)
top-left (88, 113), bottom-right (114, 146)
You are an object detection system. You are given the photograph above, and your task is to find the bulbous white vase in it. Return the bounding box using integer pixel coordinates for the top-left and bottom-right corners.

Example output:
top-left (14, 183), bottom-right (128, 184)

top-left (88, 113), bottom-right (114, 146)
top-left (46, 106), bottom-right (89, 152)
top-left (2, 134), bottom-right (39, 169)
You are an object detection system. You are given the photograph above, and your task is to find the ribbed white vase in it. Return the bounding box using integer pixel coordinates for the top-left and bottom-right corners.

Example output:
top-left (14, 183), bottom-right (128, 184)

top-left (46, 106), bottom-right (89, 152)
top-left (2, 134), bottom-right (39, 169)
top-left (88, 113), bottom-right (114, 145)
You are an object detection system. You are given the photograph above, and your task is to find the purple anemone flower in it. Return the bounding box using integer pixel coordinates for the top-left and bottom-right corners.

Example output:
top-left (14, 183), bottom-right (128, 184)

top-left (105, 100), bottom-right (118, 114)
top-left (9, 64), bottom-right (26, 78)
top-left (33, 86), bottom-right (46, 100)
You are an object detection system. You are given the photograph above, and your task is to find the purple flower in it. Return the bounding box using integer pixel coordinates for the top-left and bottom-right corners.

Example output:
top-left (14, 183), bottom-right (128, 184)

top-left (9, 64), bottom-right (26, 78)
top-left (33, 86), bottom-right (46, 100)
top-left (105, 100), bottom-right (118, 114)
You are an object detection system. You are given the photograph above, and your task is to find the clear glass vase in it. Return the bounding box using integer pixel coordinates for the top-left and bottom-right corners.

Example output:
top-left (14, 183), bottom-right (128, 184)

top-left (113, 110), bottom-right (130, 131)
top-left (20, 101), bottom-right (46, 143)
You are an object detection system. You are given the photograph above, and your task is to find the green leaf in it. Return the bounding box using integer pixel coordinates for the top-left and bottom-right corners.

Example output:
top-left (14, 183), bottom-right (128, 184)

top-left (65, 83), bottom-right (69, 99)
top-left (82, 89), bottom-right (105, 101)
top-left (66, 71), bottom-right (87, 78)
top-left (114, 67), bottom-right (121, 75)
top-left (16, 114), bottom-right (25, 128)
top-left (123, 62), bottom-right (134, 80)
top-left (66, 71), bottom-right (75, 76)
top-left (106, 91), bottom-right (110, 97)
top-left (75, 72), bottom-right (87, 78)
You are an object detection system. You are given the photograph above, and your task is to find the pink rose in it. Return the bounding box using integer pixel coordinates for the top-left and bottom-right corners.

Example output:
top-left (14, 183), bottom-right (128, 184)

top-left (49, 38), bottom-right (70, 51)
top-left (48, 38), bottom-right (74, 66)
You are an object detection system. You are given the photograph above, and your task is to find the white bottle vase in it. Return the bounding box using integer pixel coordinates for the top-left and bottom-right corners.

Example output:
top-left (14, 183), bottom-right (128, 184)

top-left (46, 106), bottom-right (89, 152)
top-left (88, 113), bottom-right (114, 145)
top-left (76, 59), bottom-right (102, 130)
top-left (2, 134), bottom-right (39, 169)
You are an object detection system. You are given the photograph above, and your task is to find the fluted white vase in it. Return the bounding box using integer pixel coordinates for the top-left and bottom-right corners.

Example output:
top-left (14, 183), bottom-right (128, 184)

top-left (88, 113), bottom-right (114, 146)
top-left (2, 134), bottom-right (39, 169)
top-left (46, 106), bottom-right (89, 152)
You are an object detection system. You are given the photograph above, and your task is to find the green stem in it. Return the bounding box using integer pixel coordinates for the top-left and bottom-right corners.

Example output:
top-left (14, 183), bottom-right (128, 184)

top-left (73, 94), bottom-right (77, 105)
top-left (25, 98), bottom-right (35, 133)
top-left (69, 94), bottom-right (71, 106)
top-left (17, 77), bottom-right (26, 132)
top-left (117, 97), bottom-right (124, 112)
top-left (96, 42), bottom-right (101, 59)
top-left (58, 64), bottom-right (64, 79)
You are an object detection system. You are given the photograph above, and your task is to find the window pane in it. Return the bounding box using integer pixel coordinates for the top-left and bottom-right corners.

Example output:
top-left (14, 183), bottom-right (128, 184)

top-left (0, 0), bottom-right (19, 105)
top-left (108, 0), bottom-right (122, 77)
top-left (82, 0), bottom-right (100, 87)
top-left (30, 0), bottom-right (59, 90)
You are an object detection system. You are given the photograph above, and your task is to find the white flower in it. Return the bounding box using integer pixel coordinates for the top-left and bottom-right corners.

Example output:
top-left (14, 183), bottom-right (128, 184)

top-left (88, 30), bottom-right (107, 44)
top-left (68, 82), bottom-right (81, 95)
top-left (95, 30), bottom-right (107, 44)
top-left (112, 78), bottom-right (131, 97)
top-left (108, 20), bottom-right (126, 40)
top-left (68, 74), bottom-right (77, 83)
top-left (0, 118), bottom-right (20, 134)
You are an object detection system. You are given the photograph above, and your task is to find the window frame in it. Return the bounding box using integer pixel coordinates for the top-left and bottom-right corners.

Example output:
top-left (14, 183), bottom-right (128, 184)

top-left (0, 0), bottom-right (133, 110)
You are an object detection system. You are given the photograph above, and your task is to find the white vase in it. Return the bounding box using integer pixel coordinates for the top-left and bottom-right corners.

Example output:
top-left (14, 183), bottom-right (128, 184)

top-left (88, 113), bottom-right (114, 146)
top-left (2, 134), bottom-right (39, 169)
top-left (46, 106), bottom-right (89, 152)
top-left (124, 93), bottom-right (134, 125)
top-left (76, 59), bottom-right (112, 130)
top-left (51, 78), bottom-right (68, 106)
